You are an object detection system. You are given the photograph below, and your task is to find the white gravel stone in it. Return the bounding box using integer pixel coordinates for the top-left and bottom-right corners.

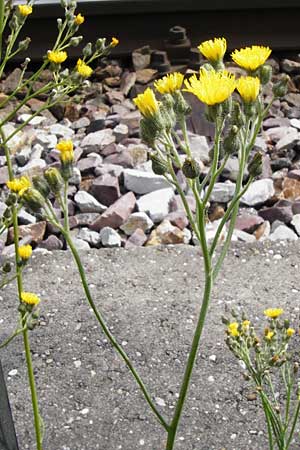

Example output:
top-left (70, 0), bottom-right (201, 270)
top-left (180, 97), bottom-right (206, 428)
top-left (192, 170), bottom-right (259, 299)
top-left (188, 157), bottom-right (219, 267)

top-left (209, 181), bottom-right (236, 203)
top-left (100, 227), bottom-right (121, 247)
top-left (8, 369), bottom-right (18, 377)
top-left (74, 191), bottom-right (107, 213)
top-left (15, 146), bottom-right (32, 166)
top-left (241, 179), bottom-right (275, 206)
top-left (269, 225), bottom-right (298, 241)
top-left (18, 114), bottom-right (47, 126)
top-left (123, 168), bottom-right (171, 194)
top-left (77, 228), bottom-right (101, 247)
top-left (136, 188), bottom-right (175, 223)
top-left (291, 214), bottom-right (300, 235)
top-left (81, 128), bottom-right (115, 153)
top-left (35, 133), bottom-right (57, 149)
top-left (232, 229), bottom-right (256, 243)
top-left (69, 167), bottom-right (82, 185)
top-left (120, 212), bottom-right (154, 235)
top-left (49, 124), bottom-right (75, 139)
top-left (18, 158), bottom-right (46, 174)
top-left (72, 238), bottom-right (90, 251)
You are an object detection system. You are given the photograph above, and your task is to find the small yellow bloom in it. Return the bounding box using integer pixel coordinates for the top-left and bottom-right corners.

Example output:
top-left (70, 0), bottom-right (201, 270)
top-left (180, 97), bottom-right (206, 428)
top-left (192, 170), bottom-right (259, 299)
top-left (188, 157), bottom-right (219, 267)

top-left (287, 328), bottom-right (295, 337)
top-left (76, 59), bottom-right (93, 78)
top-left (184, 69), bottom-right (236, 106)
top-left (265, 330), bottom-right (275, 340)
top-left (231, 45), bottom-right (272, 71)
top-left (228, 322), bottom-right (239, 337)
top-left (264, 308), bottom-right (284, 319)
top-left (75, 13), bottom-right (85, 25)
top-left (242, 320), bottom-right (251, 329)
top-left (56, 140), bottom-right (73, 153)
top-left (198, 37), bottom-right (227, 63)
top-left (111, 37), bottom-right (119, 47)
top-left (154, 72), bottom-right (184, 94)
top-left (133, 87), bottom-right (160, 118)
top-left (18, 4), bottom-right (33, 16)
top-left (18, 245), bottom-right (32, 261)
top-left (7, 176), bottom-right (31, 195)
top-left (21, 291), bottom-right (40, 306)
top-left (48, 50), bottom-right (68, 64)
top-left (237, 76), bottom-right (260, 103)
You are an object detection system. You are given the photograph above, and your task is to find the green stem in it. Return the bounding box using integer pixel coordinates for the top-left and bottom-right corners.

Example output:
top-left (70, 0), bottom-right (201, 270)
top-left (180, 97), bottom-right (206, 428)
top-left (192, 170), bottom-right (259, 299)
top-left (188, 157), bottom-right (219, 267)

top-left (63, 231), bottom-right (169, 431)
top-left (1, 127), bottom-right (43, 450)
top-left (0, 0), bottom-right (4, 61)
top-left (286, 398), bottom-right (300, 449)
top-left (260, 392), bottom-right (275, 450)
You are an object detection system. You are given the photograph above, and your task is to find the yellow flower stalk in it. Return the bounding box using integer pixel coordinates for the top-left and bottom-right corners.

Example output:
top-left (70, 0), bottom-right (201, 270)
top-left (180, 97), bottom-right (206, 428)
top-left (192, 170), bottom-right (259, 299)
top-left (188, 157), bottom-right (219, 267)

top-left (48, 50), bottom-right (68, 64)
top-left (75, 13), bottom-right (85, 25)
top-left (21, 292), bottom-right (40, 306)
top-left (111, 37), bottom-right (119, 47)
top-left (133, 87), bottom-right (160, 118)
top-left (231, 45), bottom-right (272, 71)
top-left (286, 328), bottom-right (295, 337)
top-left (237, 76), bottom-right (260, 103)
top-left (198, 37), bottom-right (227, 63)
top-left (7, 176), bottom-right (31, 195)
top-left (18, 244), bottom-right (32, 261)
top-left (184, 69), bottom-right (236, 106)
top-left (18, 4), bottom-right (33, 16)
top-left (264, 308), bottom-right (284, 319)
top-left (154, 72), bottom-right (184, 94)
top-left (76, 59), bottom-right (93, 78)
top-left (228, 322), bottom-right (239, 337)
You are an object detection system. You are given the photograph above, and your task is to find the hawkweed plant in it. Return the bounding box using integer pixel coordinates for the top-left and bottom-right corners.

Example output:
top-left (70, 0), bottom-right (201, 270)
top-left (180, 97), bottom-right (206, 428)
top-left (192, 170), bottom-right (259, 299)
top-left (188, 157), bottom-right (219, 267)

top-left (0, 0), bottom-right (118, 448)
top-left (224, 308), bottom-right (300, 450)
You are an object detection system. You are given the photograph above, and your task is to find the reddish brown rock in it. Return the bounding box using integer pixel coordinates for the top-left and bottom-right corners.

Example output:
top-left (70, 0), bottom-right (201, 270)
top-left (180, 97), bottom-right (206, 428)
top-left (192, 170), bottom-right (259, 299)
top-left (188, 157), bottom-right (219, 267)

top-left (40, 235), bottom-right (63, 250)
top-left (208, 205), bottom-right (225, 222)
top-left (90, 174), bottom-right (121, 206)
top-left (287, 169), bottom-right (300, 181)
top-left (91, 192), bottom-right (136, 231)
top-left (258, 204), bottom-right (293, 224)
top-left (125, 228), bottom-right (147, 248)
top-left (166, 211), bottom-right (189, 230)
top-left (282, 177), bottom-right (300, 200)
top-left (8, 221), bottom-right (46, 244)
top-left (104, 150), bottom-right (134, 168)
top-left (235, 214), bottom-right (264, 233)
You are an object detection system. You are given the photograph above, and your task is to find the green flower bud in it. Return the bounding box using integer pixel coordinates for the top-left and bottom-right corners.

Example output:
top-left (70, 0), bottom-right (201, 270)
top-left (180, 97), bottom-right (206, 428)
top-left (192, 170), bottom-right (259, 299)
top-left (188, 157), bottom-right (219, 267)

top-left (258, 65), bottom-right (272, 85)
top-left (96, 38), bottom-right (106, 52)
top-left (248, 152), bottom-right (263, 178)
top-left (150, 153), bottom-right (168, 175)
top-left (70, 36), bottom-right (83, 47)
top-left (5, 193), bottom-right (17, 206)
top-left (223, 125), bottom-right (240, 155)
top-left (2, 262), bottom-right (11, 273)
top-left (18, 37), bottom-right (31, 52)
top-left (57, 17), bottom-right (63, 30)
top-left (273, 74), bottom-right (289, 98)
top-left (44, 168), bottom-right (63, 194)
top-left (140, 116), bottom-right (163, 147)
top-left (22, 188), bottom-right (45, 212)
top-left (182, 157), bottom-right (201, 179)
top-left (173, 91), bottom-right (192, 117)
top-left (32, 175), bottom-right (50, 199)
top-left (221, 97), bottom-right (232, 117)
top-left (82, 42), bottom-right (93, 58)
top-left (18, 303), bottom-right (27, 314)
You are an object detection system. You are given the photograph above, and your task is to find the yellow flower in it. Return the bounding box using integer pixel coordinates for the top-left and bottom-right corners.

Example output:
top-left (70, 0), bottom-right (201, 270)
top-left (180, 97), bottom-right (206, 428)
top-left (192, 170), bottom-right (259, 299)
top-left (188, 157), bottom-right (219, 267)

top-left (198, 37), bottom-right (227, 63)
top-left (133, 87), bottom-right (160, 118)
top-left (48, 50), bottom-right (68, 64)
top-left (18, 4), bottom-right (33, 16)
top-left (154, 72), bottom-right (184, 94)
top-left (75, 13), bottom-right (85, 25)
top-left (237, 76), bottom-right (260, 103)
top-left (56, 140), bottom-right (73, 153)
top-left (228, 322), bottom-right (239, 337)
top-left (231, 45), bottom-right (272, 71)
top-left (242, 320), bottom-right (250, 329)
top-left (264, 308), bottom-right (284, 319)
top-left (18, 244), bottom-right (32, 261)
top-left (184, 69), bottom-right (236, 106)
top-left (287, 328), bottom-right (295, 337)
top-left (265, 330), bottom-right (275, 340)
top-left (21, 291), bottom-right (40, 306)
top-left (111, 37), bottom-right (119, 47)
top-left (76, 59), bottom-right (93, 78)
top-left (7, 176), bottom-right (31, 195)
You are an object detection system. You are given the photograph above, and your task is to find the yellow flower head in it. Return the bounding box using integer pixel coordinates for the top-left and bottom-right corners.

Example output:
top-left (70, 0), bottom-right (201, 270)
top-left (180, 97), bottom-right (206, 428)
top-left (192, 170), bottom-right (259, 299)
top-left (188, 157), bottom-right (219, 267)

top-left (265, 330), bottom-right (275, 341)
top-left (264, 308), bottom-right (284, 319)
top-left (111, 37), bottom-right (119, 47)
top-left (7, 176), bottom-right (31, 196)
top-left (76, 59), bottom-right (93, 78)
top-left (154, 72), bottom-right (184, 94)
top-left (18, 244), bottom-right (32, 261)
top-left (242, 320), bottom-right (251, 329)
top-left (231, 45), bottom-right (272, 71)
top-left (48, 50), bottom-right (68, 64)
top-left (287, 328), bottom-right (295, 337)
top-left (56, 140), bottom-right (74, 164)
top-left (237, 76), bottom-right (260, 103)
top-left (228, 322), bottom-right (239, 337)
top-left (184, 69), bottom-right (236, 106)
top-left (198, 37), bottom-right (227, 63)
top-left (133, 87), bottom-right (160, 118)
top-left (21, 291), bottom-right (40, 306)
top-left (75, 13), bottom-right (85, 25)
top-left (18, 4), bottom-right (33, 16)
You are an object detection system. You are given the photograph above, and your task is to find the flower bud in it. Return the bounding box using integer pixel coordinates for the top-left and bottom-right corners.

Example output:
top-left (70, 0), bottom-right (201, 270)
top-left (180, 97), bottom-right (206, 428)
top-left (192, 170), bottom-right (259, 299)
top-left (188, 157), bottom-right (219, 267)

top-left (70, 36), bottom-right (83, 47)
top-left (258, 65), bottom-right (272, 85)
top-left (182, 157), bottom-right (201, 179)
top-left (294, 362), bottom-right (299, 374)
top-left (248, 152), bottom-right (263, 178)
top-left (32, 175), bottom-right (50, 199)
top-left (5, 193), bottom-right (17, 206)
top-left (140, 117), bottom-right (162, 147)
top-left (150, 153), bottom-right (168, 175)
top-left (96, 38), bottom-right (106, 52)
top-left (22, 188), bottom-right (45, 212)
top-left (273, 74), bottom-right (289, 98)
top-left (18, 37), bottom-right (31, 52)
top-left (82, 42), bottom-right (93, 58)
top-left (223, 125), bottom-right (240, 155)
top-left (2, 262), bottom-right (11, 273)
top-left (173, 91), bottom-right (192, 117)
top-left (3, 207), bottom-right (12, 220)
top-left (231, 101), bottom-right (245, 128)
top-left (57, 17), bottom-right (63, 30)
top-left (44, 168), bottom-right (63, 194)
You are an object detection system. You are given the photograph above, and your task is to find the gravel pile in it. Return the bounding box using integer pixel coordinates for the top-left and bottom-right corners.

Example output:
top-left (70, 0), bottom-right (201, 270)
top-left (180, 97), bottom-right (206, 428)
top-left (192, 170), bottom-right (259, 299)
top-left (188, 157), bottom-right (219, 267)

top-left (2, 54), bottom-right (300, 252)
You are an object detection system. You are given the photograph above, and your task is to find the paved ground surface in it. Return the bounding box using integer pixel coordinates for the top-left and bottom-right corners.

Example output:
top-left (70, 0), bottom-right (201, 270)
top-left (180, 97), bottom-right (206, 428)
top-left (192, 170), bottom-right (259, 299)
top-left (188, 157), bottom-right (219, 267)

top-left (1, 241), bottom-right (300, 450)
